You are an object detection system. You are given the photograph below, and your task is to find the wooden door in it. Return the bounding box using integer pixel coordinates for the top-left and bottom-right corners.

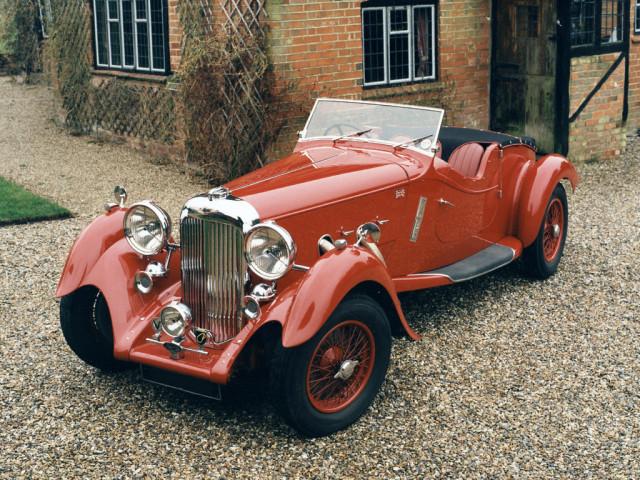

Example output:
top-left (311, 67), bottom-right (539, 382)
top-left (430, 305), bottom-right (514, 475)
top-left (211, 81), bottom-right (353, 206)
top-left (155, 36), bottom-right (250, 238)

top-left (491, 0), bottom-right (558, 153)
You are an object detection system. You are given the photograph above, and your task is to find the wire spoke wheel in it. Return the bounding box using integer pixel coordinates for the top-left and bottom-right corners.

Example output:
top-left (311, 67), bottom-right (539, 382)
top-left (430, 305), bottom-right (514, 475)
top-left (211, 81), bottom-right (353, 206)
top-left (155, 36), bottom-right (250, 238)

top-left (306, 320), bottom-right (375, 413)
top-left (523, 183), bottom-right (569, 279)
top-left (542, 198), bottom-right (564, 262)
top-left (271, 295), bottom-right (391, 437)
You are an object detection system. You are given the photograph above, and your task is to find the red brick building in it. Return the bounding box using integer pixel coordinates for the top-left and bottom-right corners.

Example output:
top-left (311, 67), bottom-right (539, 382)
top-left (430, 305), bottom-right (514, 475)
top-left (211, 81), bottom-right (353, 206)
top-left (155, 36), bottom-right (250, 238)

top-left (84, 0), bottom-right (640, 163)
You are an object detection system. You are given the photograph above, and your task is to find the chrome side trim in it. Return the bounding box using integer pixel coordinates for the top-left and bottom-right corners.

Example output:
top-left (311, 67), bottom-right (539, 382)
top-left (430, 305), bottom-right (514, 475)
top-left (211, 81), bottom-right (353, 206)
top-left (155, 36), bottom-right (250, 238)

top-left (410, 197), bottom-right (428, 242)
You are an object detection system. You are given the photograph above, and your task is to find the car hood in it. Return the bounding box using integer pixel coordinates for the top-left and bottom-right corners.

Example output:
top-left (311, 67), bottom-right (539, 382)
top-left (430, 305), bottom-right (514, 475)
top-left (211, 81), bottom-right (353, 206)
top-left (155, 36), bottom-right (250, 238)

top-left (225, 145), bottom-right (409, 220)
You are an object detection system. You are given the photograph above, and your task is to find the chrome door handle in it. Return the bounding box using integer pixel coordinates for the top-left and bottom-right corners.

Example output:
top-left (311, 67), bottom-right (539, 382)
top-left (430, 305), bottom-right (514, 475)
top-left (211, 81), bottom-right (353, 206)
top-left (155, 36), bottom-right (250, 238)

top-left (439, 198), bottom-right (455, 207)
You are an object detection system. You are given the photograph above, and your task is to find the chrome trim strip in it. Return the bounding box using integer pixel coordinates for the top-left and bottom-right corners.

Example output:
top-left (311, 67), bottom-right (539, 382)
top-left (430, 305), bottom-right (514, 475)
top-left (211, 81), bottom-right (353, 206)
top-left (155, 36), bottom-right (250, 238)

top-left (410, 197), bottom-right (428, 242)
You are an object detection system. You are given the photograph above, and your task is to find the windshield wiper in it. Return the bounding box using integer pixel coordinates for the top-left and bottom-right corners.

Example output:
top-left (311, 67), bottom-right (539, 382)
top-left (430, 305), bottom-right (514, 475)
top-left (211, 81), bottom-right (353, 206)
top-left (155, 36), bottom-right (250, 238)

top-left (393, 134), bottom-right (433, 150)
top-left (333, 128), bottom-right (373, 143)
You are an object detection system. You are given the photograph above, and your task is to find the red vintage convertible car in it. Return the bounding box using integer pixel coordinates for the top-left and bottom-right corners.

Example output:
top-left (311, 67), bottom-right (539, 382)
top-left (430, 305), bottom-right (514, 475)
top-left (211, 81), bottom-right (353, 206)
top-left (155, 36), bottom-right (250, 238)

top-left (58, 99), bottom-right (578, 436)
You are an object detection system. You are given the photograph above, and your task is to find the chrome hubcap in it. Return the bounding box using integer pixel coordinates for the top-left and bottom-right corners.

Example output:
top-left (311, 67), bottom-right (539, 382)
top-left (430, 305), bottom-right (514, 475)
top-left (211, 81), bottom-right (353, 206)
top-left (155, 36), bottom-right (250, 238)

top-left (552, 224), bottom-right (561, 238)
top-left (334, 359), bottom-right (359, 380)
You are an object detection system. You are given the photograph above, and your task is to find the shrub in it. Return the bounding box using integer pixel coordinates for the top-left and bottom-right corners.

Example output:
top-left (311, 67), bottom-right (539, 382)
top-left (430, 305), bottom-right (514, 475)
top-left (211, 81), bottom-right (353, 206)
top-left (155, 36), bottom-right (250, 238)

top-left (0, 0), bottom-right (41, 77)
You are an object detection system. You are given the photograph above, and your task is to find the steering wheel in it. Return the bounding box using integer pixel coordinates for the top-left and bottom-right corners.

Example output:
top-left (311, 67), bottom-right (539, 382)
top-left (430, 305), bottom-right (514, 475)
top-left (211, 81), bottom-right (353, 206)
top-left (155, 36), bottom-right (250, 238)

top-left (323, 123), bottom-right (370, 137)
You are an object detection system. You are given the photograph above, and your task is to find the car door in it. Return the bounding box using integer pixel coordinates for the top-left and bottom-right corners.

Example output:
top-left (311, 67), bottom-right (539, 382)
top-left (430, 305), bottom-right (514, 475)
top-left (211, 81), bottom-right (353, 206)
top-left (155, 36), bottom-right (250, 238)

top-left (432, 143), bottom-right (502, 247)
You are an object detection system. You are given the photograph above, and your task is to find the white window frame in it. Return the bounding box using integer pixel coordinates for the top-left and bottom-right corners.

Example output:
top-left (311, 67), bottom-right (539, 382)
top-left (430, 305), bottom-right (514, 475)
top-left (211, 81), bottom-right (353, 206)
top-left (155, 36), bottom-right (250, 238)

top-left (362, 4), bottom-right (436, 88)
top-left (93, 0), bottom-right (167, 74)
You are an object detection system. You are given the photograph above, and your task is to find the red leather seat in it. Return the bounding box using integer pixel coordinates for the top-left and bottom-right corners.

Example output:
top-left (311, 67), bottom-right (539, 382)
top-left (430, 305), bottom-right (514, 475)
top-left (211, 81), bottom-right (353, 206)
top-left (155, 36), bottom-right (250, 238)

top-left (447, 142), bottom-right (485, 178)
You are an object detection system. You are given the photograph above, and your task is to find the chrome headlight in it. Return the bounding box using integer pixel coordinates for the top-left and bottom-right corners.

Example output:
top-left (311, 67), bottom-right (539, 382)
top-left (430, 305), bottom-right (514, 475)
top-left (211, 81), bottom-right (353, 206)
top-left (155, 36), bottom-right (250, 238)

top-left (123, 201), bottom-right (171, 256)
top-left (245, 223), bottom-right (296, 281)
top-left (160, 302), bottom-right (192, 337)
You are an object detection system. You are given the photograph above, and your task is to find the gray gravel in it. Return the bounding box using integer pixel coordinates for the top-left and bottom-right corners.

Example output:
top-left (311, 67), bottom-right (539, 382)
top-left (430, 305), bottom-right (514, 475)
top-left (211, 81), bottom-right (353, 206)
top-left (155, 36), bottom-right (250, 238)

top-left (1, 77), bottom-right (639, 479)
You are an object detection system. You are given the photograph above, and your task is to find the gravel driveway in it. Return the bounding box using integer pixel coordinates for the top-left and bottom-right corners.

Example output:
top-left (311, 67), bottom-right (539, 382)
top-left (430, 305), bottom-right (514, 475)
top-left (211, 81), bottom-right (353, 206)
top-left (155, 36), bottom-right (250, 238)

top-left (1, 77), bottom-right (639, 479)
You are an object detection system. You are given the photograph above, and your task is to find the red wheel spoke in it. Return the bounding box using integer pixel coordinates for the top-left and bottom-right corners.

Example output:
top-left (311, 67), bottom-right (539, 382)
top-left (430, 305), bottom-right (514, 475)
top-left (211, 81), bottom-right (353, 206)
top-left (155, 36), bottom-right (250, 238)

top-left (542, 198), bottom-right (564, 262)
top-left (306, 320), bottom-right (376, 413)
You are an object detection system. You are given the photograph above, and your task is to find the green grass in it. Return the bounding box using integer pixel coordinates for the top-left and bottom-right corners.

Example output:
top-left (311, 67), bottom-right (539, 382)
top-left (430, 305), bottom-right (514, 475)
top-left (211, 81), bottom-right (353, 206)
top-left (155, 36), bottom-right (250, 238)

top-left (0, 176), bottom-right (71, 225)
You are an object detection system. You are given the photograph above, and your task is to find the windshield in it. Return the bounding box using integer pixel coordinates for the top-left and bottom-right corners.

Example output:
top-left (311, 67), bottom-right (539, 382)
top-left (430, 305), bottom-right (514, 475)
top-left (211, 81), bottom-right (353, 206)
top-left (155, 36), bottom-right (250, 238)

top-left (300, 99), bottom-right (444, 154)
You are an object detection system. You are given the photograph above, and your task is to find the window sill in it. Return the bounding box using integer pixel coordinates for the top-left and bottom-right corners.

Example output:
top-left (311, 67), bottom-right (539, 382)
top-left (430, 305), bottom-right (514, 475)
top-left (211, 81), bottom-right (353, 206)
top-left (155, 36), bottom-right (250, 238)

top-left (91, 69), bottom-right (170, 84)
top-left (362, 80), bottom-right (443, 101)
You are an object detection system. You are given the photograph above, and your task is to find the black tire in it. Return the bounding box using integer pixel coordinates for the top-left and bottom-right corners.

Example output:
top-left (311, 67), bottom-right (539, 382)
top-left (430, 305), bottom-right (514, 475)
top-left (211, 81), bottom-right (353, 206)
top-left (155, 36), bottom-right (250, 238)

top-left (523, 183), bottom-right (568, 279)
top-left (60, 286), bottom-right (131, 372)
top-left (271, 294), bottom-right (391, 437)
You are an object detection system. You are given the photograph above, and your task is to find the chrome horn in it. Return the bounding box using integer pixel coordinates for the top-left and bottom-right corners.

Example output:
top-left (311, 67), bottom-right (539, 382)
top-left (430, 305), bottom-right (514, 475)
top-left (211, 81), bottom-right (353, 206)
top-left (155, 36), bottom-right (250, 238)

top-left (134, 261), bottom-right (167, 294)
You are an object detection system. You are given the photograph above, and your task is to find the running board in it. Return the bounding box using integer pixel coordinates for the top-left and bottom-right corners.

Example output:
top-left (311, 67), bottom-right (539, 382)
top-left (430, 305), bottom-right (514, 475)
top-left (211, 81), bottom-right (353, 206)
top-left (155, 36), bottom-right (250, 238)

top-left (417, 244), bottom-right (516, 283)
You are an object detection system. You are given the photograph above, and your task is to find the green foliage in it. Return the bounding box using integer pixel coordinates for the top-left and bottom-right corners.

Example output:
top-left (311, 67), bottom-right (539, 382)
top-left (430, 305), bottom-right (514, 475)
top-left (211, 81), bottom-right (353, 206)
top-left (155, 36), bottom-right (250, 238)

top-left (0, 176), bottom-right (71, 225)
top-left (0, 0), bottom-right (41, 77)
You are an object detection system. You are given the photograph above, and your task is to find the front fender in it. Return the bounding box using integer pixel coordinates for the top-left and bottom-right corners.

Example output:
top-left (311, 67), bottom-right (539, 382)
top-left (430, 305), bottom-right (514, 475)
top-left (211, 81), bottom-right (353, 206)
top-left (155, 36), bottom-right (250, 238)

top-left (56, 209), bottom-right (128, 298)
top-left (56, 208), bottom-right (181, 360)
top-left (516, 154), bottom-right (579, 248)
top-left (279, 246), bottom-right (419, 348)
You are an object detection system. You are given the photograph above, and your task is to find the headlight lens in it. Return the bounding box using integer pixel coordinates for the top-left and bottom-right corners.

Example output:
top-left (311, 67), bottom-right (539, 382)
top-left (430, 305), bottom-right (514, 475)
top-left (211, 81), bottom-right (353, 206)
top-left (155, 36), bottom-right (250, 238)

top-left (160, 302), bottom-right (192, 337)
top-left (123, 201), bottom-right (171, 256)
top-left (245, 223), bottom-right (296, 280)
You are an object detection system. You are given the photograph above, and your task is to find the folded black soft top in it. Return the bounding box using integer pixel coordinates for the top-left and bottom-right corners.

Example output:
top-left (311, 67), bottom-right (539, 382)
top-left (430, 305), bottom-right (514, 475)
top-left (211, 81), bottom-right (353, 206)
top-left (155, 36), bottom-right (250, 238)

top-left (438, 127), bottom-right (537, 161)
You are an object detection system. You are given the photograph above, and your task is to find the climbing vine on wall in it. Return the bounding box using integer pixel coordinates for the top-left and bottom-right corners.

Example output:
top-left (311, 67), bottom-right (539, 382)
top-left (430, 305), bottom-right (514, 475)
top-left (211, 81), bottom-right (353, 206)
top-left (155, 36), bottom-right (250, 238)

top-left (46, 0), bottom-right (176, 140)
top-left (43, 0), bottom-right (298, 182)
top-left (177, 0), bottom-right (298, 184)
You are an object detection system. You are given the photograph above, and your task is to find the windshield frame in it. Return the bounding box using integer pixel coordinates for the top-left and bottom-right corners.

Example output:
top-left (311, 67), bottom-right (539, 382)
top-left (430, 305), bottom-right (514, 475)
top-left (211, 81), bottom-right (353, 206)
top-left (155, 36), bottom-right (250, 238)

top-left (298, 98), bottom-right (445, 156)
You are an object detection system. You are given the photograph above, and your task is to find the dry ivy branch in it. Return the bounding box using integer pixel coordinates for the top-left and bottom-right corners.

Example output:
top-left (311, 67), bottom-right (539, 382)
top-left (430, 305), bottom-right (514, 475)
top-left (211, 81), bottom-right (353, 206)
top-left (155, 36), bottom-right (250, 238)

top-left (177, 30), bottom-right (282, 183)
top-left (41, 0), bottom-right (300, 183)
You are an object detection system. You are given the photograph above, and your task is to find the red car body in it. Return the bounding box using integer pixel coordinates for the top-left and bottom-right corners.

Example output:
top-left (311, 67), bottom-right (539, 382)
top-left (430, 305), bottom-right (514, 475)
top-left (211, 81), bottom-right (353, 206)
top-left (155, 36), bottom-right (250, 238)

top-left (58, 99), bottom-right (578, 436)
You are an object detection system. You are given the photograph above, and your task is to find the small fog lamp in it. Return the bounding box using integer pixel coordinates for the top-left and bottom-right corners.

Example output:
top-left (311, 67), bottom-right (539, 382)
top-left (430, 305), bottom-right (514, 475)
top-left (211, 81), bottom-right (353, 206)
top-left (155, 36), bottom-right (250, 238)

top-left (160, 302), bottom-right (192, 338)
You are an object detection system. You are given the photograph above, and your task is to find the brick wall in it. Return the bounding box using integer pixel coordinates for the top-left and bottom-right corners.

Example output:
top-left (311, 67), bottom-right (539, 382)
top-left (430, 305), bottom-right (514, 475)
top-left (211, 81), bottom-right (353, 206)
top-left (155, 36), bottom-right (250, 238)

top-left (628, 0), bottom-right (640, 135)
top-left (266, 0), bottom-right (492, 157)
top-left (167, 0), bottom-right (182, 72)
top-left (568, 54), bottom-right (627, 162)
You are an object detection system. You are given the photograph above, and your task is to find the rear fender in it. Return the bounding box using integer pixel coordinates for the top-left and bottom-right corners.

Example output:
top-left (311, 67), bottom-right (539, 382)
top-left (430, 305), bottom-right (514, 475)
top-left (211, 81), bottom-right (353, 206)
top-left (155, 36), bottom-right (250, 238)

top-left (278, 246), bottom-right (419, 348)
top-left (516, 154), bottom-right (579, 248)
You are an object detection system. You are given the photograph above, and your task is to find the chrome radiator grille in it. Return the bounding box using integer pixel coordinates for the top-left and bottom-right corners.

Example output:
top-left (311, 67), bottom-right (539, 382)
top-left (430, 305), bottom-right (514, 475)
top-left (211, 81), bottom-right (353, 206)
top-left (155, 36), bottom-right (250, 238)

top-left (181, 217), bottom-right (246, 344)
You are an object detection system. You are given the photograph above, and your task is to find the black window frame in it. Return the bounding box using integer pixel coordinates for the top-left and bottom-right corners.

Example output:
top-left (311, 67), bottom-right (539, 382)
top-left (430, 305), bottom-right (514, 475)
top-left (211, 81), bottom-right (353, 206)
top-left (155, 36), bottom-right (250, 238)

top-left (635, 0), bottom-right (640, 32)
top-left (570, 0), bottom-right (627, 56)
top-left (361, 0), bottom-right (438, 89)
top-left (91, 0), bottom-right (171, 75)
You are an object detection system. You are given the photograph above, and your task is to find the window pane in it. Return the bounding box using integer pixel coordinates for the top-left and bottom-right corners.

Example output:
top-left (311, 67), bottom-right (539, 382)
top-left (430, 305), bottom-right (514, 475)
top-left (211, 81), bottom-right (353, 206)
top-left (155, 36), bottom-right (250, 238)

top-left (389, 33), bottom-right (409, 82)
top-left (135, 0), bottom-right (147, 20)
top-left (389, 7), bottom-right (408, 32)
top-left (150, 0), bottom-right (165, 70)
top-left (602, 0), bottom-right (623, 43)
top-left (137, 21), bottom-right (150, 69)
top-left (122, 0), bottom-right (135, 67)
top-left (94, 0), bottom-right (109, 66)
top-left (108, 0), bottom-right (119, 20)
top-left (362, 9), bottom-right (385, 85)
top-left (636, 2), bottom-right (640, 32)
top-left (570, 0), bottom-right (596, 46)
top-left (413, 6), bottom-right (434, 80)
